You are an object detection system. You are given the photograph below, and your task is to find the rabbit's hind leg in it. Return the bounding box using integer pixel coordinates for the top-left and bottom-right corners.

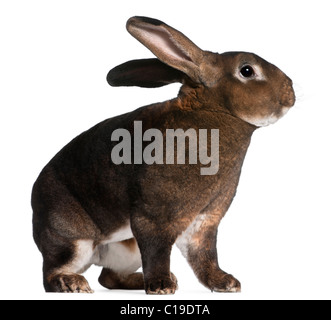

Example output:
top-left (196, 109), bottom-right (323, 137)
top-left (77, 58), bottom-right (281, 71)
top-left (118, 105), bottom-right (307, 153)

top-left (97, 238), bottom-right (143, 290)
top-left (98, 268), bottom-right (144, 290)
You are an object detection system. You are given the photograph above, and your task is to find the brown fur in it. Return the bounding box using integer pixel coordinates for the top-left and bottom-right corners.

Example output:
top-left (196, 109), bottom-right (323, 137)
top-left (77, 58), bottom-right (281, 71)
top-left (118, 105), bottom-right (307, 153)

top-left (32, 16), bottom-right (295, 294)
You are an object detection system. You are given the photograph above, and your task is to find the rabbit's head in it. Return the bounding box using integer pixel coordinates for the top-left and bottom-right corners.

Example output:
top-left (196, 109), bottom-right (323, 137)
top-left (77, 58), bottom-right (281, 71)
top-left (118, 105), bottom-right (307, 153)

top-left (108, 17), bottom-right (295, 127)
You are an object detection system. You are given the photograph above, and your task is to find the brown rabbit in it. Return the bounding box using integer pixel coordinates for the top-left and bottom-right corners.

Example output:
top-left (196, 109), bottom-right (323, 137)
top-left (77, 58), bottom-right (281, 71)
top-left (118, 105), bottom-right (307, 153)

top-left (32, 16), bottom-right (295, 294)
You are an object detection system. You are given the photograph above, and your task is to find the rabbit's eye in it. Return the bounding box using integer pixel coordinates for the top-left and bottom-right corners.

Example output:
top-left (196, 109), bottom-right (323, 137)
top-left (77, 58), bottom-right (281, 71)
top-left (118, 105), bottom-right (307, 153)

top-left (240, 65), bottom-right (255, 78)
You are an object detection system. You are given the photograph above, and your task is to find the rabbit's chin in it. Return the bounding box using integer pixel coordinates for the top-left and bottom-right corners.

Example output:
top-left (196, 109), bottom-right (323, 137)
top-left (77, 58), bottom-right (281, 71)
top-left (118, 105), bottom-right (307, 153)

top-left (241, 107), bottom-right (291, 127)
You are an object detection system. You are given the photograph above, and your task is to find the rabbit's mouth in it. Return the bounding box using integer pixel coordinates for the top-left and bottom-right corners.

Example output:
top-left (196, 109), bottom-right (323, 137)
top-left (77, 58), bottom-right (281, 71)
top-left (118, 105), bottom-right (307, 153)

top-left (240, 106), bottom-right (291, 127)
top-left (263, 107), bottom-right (291, 127)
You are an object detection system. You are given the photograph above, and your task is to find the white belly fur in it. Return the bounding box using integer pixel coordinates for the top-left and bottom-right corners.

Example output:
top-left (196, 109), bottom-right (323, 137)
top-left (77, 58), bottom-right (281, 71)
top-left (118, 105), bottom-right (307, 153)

top-left (68, 223), bottom-right (142, 276)
top-left (102, 223), bottom-right (134, 244)
top-left (94, 241), bottom-right (142, 275)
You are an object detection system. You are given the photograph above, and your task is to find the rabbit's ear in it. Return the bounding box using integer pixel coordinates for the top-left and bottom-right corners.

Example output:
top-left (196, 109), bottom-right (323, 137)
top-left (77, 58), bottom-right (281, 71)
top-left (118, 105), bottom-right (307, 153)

top-left (127, 17), bottom-right (212, 85)
top-left (107, 58), bottom-right (186, 88)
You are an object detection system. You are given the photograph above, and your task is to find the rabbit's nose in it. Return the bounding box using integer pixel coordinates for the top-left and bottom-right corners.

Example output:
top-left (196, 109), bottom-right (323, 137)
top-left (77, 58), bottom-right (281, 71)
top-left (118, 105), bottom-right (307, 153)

top-left (279, 78), bottom-right (296, 108)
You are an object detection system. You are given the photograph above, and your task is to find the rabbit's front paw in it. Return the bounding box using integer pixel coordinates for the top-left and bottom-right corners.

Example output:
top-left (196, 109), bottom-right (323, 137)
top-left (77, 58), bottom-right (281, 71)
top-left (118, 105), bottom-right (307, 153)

top-left (211, 273), bottom-right (241, 293)
top-left (145, 273), bottom-right (178, 295)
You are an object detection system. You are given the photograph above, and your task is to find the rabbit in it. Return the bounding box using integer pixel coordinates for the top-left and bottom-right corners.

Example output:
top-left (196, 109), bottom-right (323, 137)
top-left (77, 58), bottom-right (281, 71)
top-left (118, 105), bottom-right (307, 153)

top-left (32, 16), bottom-right (295, 294)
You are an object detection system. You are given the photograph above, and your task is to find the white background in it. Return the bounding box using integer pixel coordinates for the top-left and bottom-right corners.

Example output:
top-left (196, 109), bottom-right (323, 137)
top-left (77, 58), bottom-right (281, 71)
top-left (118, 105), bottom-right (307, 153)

top-left (1, 0), bottom-right (330, 300)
